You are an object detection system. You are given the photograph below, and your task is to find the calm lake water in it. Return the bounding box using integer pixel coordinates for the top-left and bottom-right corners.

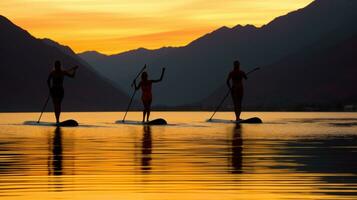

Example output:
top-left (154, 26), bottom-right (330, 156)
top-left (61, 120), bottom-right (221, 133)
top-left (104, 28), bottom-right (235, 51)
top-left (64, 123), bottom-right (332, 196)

top-left (0, 112), bottom-right (356, 200)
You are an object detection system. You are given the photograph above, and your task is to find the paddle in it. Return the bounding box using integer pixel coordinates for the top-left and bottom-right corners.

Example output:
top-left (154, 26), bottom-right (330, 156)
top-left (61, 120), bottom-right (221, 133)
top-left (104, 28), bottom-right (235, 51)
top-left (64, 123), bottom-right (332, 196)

top-left (208, 67), bottom-right (260, 121)
top-left (37, 94), bottom-right (50, 123)
top-left (122, 64), bottom-right (147, 122)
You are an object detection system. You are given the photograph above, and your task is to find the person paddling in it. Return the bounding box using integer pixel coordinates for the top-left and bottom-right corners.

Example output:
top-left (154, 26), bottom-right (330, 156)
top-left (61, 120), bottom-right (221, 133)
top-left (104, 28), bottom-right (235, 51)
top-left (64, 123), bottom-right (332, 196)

top-left (227, 60), bottom-right (247, 121)
top-left (134, 68), bottom-right (166, 123)
top-left (47, 61), bottom-right (79, 124)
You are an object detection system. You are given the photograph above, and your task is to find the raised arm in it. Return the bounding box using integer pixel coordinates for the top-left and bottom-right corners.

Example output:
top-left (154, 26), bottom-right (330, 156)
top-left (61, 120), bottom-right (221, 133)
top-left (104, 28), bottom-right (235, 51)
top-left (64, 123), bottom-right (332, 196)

top-left (152, 68), bottom-right (166, 83)
top-left (64, 65), bottom-right (79, 78)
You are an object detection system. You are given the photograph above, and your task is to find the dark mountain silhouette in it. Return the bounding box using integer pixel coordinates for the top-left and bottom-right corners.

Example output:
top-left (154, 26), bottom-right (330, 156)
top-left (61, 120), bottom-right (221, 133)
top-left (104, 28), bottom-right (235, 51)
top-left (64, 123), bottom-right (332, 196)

top-left (79, 50), bottom-right (108, 62)
top-left (201, 33), bottom-right (357, 110)
top-left (0, 15), bottom-right (130, 111)
top-left (79, 0), bottom-right (357, 106)
top-left (41, 38), bottom-right (76, 57)
top-left (42, 39), bottom-right (127, 93)
top-left (79, 47), bottom-right (175, 97)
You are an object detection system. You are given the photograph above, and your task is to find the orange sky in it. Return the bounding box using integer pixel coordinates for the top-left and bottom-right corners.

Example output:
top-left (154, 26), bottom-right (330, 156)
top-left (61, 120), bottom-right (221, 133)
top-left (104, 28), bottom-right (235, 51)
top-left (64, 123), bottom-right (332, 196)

top-left (0, 0), bottom-right (313, 54)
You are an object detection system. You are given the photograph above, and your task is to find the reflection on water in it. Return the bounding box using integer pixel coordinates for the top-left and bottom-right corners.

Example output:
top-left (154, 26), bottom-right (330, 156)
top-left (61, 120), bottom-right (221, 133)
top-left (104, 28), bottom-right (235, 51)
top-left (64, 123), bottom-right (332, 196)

top-left (47, 127), bottom-right (64, 192)
top-left (0, 112), bottom-right (356, 200)
top-left (231, 124), bottom-right (243, 174)
top-left (49, 127), bottom-right (63, 176)
top-left (141, 126), bottom-right (152, 173)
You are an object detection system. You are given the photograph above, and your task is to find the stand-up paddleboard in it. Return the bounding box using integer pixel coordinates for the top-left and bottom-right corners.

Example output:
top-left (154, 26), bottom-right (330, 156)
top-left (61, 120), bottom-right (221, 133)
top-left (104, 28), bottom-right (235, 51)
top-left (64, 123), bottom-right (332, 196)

top-left (207, 117), bottom-right (262, 124)
top-left (24, 119), bottom-right (79, 127)
top-left (116, 118), bottom-right (167, 125)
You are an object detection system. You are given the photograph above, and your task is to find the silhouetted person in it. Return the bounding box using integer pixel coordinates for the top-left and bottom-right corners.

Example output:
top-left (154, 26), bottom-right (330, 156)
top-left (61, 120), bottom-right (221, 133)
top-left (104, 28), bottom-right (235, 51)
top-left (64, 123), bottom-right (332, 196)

top-left (141, 125), bottom-right (152, 173)
top-left (47, 61), bottom-right (79, 124)
top-left (134, 68), bottom-right (165, 122)
top-left (227, 60), bottom-right (247, 121)
top-left (231, 124), bottom-right (243, 174)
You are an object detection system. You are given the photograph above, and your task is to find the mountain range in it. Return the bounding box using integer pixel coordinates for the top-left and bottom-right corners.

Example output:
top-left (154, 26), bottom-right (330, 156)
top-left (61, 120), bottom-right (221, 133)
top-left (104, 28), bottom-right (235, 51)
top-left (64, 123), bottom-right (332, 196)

top-left (201, 32), bottom-right (357, 110)
top-left (1, 0), bottom-right (356, 111)
top-left (79, 0), bottom-right (357, 108)
top-left (0, 15), bottom-right (130, 111)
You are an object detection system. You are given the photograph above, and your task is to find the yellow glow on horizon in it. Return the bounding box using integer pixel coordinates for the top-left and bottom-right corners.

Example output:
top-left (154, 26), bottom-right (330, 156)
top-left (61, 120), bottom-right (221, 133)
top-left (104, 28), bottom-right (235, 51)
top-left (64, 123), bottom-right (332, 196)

top-left (0, 0), bottom-right (314, 54)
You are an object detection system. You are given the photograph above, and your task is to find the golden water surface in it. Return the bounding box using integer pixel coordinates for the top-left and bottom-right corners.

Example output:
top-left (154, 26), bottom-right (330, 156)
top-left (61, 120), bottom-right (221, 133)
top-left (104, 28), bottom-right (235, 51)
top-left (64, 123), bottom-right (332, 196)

top-left (0, 112), bottom-right (356, 200)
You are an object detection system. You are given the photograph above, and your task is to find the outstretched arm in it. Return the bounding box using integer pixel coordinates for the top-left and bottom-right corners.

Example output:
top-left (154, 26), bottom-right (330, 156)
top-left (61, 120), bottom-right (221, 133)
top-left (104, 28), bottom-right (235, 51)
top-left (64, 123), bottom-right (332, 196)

top-left (64, 65), bottom-right (79, 78)
top-left (152, 68), bottom-right (166, 83)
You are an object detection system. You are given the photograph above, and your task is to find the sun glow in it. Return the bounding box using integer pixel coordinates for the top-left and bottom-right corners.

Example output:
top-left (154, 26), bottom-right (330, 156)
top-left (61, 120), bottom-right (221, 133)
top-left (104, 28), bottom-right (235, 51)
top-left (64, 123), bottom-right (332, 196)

top-left (0, 0), bottom-right (313, 54)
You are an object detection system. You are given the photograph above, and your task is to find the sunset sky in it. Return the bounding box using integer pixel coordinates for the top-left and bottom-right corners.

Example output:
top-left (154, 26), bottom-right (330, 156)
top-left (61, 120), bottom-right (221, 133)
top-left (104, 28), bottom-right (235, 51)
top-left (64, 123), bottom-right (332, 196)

top-left (1, 0), bottom-right (313, 54)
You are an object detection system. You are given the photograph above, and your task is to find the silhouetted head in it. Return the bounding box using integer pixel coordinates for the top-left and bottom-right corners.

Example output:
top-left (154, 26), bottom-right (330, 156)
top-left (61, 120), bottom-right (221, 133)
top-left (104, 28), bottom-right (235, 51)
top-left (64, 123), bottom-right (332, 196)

top-left (141, 72), bottom-right (148, 81)
top-left (233, 60), bottom-right (240, 70)
top-left (54, 60), bottom-right (62, 71)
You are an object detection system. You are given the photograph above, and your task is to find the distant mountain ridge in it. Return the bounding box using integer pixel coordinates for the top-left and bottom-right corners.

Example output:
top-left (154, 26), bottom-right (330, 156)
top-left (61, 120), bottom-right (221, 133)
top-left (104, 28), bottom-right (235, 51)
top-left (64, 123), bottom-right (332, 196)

top-left (200, 32), bottom-right (357, 110)
top-left (79, 47), bottom-right (176, 100)
top-left (79, 0), bottom-right (357, 107)
top-left (41, 38), bottom-right (76, 57)
top-left (0, 15), bottom-right (130, 111)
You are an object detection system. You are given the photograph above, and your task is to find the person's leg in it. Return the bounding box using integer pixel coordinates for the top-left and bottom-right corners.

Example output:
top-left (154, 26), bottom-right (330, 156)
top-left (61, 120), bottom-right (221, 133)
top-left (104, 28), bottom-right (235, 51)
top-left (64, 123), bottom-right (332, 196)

top-left (236, 89), bottom-right (243, 120)
top-left (53, 89), bottom-right (64, 124)
top-left (232, 93), bottom-right (243, 121)
top-left (236, 98), bottom-right (242, 121)
top-left (146, 100), bottom-right (152, 122)
top-left (231, 92), bottom-right (239, 121)
top-left (143, 111), bottom-right (146, 123)
top-left (144, 105), bottom-right (149, 122)
top-left (234, 108), bottom-right (240, 121)
top-left (52, 99), bottom-right (60, 124)
top-left (55, 104), bottom-right (61, 123)
top-left (141, 99), bottom-right (146, 123)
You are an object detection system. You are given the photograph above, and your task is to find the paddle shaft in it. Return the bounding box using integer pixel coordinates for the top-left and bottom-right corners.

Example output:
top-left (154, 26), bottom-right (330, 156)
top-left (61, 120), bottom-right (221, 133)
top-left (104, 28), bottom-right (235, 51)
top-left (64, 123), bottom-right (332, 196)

top-left (131, 64), bottom-right (147, 87)
top-left (37, 94), bottom-right (50, 123)
top-left (122, 64), bottom-right (147, 122)
top-left (122, 90), bottom-right (137, 122)
top-left (208, 67), bottom-right (260, 121)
